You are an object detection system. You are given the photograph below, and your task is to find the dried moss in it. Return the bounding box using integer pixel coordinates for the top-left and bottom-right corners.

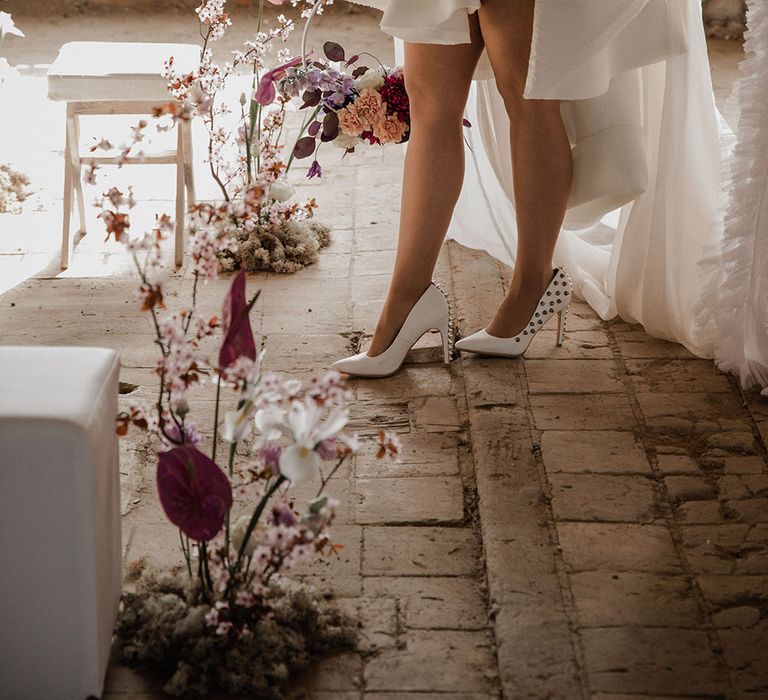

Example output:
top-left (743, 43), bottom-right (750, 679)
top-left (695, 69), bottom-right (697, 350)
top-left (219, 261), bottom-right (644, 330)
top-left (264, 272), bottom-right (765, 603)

top-left (218, 220), bottom-right (332, 274)
top-left (115, 571), bottom-right (356, 697)
top-left (0, 164), bottom-right (31, 214)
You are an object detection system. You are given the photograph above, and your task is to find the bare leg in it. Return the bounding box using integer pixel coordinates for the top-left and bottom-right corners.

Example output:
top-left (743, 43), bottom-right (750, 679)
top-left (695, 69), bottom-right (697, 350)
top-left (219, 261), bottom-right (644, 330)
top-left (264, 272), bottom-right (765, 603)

top-left (367, 20), bottom-right (484, 356)
top-left (477, 0), bottom-right (573, 338)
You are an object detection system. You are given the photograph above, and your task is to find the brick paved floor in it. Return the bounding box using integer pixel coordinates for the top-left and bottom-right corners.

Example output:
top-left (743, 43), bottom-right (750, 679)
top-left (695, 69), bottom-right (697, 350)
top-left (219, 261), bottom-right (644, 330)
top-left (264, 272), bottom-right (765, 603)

top-left (2, 10), bottom-right (767, 699)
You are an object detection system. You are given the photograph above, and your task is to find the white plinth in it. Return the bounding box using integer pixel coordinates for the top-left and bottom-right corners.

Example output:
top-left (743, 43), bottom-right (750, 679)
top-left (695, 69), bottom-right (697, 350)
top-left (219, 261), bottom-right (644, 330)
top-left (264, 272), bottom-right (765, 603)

top-left (0, 346), bottom-right (122, 700)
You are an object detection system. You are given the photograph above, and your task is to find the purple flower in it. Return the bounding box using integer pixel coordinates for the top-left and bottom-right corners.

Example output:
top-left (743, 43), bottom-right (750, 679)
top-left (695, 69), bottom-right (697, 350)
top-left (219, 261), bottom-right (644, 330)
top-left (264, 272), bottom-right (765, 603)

top-left (260, 442), bottom-right (282, 476)
top-left (219, 270), bottom-right (257, 369)
top-left (315, 436), bottom-right (337, 460)
top-left (157, 446), bottom-right (233, 542)
top-left (273, 502), bottom-right (297, 527)
top-left (307, 160), bottom-right (322, 179)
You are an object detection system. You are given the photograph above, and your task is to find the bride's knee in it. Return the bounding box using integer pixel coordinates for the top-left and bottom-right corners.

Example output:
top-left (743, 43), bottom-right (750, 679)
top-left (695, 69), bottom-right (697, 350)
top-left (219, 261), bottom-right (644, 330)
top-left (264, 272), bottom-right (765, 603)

top-left (404, 71), bottom-right (468, 126)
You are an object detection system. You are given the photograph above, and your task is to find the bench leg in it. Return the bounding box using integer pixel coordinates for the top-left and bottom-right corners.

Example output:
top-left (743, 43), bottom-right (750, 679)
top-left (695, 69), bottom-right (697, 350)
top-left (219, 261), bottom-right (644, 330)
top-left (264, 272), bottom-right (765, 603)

top-left (174, 124), bottom-right (186, 268)
top-left (182, 119), bottom-right (195, 206)
top-left (61, 109), bottom-right (75, 270)
top-left (72, 113), bottom-right (87, 236)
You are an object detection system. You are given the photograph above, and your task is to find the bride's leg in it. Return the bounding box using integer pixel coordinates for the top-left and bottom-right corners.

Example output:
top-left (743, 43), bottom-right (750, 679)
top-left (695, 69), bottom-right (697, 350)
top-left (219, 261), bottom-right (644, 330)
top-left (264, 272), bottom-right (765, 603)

top-left (367, 21), bottom-right (484, 357)
top-left (477, 0), bottom-right (573, 338)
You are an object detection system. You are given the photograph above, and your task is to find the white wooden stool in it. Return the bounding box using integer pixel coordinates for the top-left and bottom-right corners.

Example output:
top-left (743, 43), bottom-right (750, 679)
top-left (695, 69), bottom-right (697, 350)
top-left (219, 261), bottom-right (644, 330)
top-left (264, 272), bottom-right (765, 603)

top-left (0, 346), bottom-right (121, 699)
top-left (47, 42), bottom-right (200, 269)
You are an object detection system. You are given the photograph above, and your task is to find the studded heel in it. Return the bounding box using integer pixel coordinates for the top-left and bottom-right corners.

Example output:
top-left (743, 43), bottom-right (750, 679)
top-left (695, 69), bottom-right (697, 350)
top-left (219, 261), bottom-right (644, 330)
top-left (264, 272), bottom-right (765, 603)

top-left (331, 281), bottom-right (455, 378)
top-left (454, 267), bottom-right (572, 358)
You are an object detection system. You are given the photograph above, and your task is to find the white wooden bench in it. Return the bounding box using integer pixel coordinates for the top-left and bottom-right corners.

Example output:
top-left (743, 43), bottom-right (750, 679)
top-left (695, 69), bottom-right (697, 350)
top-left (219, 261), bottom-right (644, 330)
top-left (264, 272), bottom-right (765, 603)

top-left (47, 42), bottom-right (200, 269)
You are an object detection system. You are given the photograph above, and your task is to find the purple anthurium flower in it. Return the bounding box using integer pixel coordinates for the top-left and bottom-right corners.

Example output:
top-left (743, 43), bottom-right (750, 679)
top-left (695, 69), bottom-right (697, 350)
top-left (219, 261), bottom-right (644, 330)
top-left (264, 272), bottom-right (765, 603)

top-left (219, 270), bottom-right (257, 369)
top-left (255, 55), bottom-right (305, 106)
top-left (157, 446), bottom-right (233, 542)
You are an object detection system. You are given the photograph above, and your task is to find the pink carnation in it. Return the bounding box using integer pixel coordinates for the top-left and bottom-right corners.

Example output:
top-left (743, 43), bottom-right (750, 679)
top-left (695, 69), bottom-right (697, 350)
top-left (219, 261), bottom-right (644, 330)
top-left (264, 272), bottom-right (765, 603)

top-left (373, 114), bottom-right (409, 145)
top-left (353, 88), bottom-right (386, 125)
top-left (337, 105), bottom-right (366, 137)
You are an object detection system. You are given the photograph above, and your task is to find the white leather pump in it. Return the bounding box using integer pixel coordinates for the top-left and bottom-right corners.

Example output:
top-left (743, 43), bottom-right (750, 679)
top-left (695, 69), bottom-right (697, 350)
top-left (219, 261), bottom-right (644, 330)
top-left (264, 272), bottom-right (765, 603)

top-left (331, 282), bottom-right (454, 378)
top-left (454, 267), bottom-right (572, 357)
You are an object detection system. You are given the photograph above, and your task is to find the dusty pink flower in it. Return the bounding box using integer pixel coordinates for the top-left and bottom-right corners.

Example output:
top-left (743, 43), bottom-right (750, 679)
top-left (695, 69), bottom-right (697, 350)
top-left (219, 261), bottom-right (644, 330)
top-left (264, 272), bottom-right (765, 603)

top-left (337, 105), bottom-right (366, 136)
top-left (219, 270), bottom-right (257, 368)
top-left (157, 446), bottom-right (233, 541)
top-left (353, 88), bottom-right (386, 125)
top-left (373, 114), bottom-right (408, 144)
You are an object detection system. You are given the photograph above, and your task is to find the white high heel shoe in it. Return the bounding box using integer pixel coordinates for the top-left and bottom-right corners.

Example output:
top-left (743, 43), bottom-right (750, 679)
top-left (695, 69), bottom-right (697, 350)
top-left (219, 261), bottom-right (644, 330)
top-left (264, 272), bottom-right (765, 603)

top-left (331, 282), bottom-right (454, 378)
top-left (455, 267), bottom-right (572, 357)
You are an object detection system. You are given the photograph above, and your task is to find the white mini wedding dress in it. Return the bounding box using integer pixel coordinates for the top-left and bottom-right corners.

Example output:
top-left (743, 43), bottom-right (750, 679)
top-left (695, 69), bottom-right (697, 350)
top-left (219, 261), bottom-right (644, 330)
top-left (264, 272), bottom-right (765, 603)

top-left (350, 0), bottom-right (724, 359)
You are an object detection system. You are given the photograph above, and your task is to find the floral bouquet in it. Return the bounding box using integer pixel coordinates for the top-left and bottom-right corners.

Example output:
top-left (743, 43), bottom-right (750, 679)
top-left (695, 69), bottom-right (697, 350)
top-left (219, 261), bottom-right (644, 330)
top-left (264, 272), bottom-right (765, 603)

top-left (258, 41), bottom-right (410, 179)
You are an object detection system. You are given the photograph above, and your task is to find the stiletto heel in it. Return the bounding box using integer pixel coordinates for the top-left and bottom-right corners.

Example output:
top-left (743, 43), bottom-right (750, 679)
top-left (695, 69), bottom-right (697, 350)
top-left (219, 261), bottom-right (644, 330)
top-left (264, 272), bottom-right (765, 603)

top-left (556, 308), bottom-right (567, 347)
top-left (332, 282), bottom-right (454, 378)
top-left (455, 267), bottom-right (573, 358)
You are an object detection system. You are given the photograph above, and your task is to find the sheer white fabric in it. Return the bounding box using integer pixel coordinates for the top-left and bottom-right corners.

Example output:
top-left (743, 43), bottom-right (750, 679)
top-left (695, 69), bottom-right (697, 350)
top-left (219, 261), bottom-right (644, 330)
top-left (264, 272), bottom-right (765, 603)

top-left (350, 0), bottom-right (725, 357)
top-left (700, 0), bottom-right (768, 388)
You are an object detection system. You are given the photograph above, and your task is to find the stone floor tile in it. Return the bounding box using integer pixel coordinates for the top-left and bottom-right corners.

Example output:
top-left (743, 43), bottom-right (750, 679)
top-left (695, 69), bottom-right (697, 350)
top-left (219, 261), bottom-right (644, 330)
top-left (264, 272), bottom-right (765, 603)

top-left (525, 359), bottom-right (622, 394)
top-left (363, 527), bottom-right (477, 577)
top-left (363, 694), bottom-right (493, 700)
top-left (625, 359), bottom-right (732, 393)
top-left (338, 597), bottom-right (398, 652)
top-left (636, 392), bottom-right (751, 430)
top-left (657, 454), bottom-right (703, 475)
top-left (354, 432), bottom-right (460, 479)
top-left (569, 571), bottom-right (701, 626)
top-left (557, 523), bottom-right (683, 573)
top-left (525, 329), bottom-right (614, 360)
top-left (362, 576), bottom-right (488, 630)
top-left (664, 475), bottom-right (717, 502)
top-left (355, 365), bottom-right (454, 402)
top-left (300, 652), bottom-right (363, 692)
top-left (530, 394), bottom-right (637, 430)
top-left (680, 525), bottom-right (752, 575)
top-left (719, 624), bottom-right (768, 693)
top-left (410, 396), bottom-right (461, 432)
top-left (461, 358), bottom-right (527, 407)
top-left (364, 631), bottom-right (494, 693)
top-left (581, 627), bottom-right (721, 695)
top-left (354, 477), bottom-right (464, 525)
top-left (540, 430), bottom-right (652, 474)
top-left (549, 474), bottom-right (659, 523)
top-left (614, 336), bottom-right (697, 359)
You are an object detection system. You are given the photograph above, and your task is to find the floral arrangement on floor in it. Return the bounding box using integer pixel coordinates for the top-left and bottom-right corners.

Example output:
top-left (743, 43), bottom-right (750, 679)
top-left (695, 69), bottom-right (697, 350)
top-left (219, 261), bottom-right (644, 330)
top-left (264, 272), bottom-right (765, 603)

top-left (102, 186), bottom-right (401, 694)
top-left (0, 12), bottom-right (31, 214)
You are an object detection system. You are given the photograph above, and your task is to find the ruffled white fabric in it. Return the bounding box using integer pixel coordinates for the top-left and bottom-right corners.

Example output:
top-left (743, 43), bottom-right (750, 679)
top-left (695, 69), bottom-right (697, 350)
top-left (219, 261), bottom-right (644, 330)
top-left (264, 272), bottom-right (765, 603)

top-left (698, 0), bottom-right (768, 388)
top-left (351, 0), bottom-right (725, 357)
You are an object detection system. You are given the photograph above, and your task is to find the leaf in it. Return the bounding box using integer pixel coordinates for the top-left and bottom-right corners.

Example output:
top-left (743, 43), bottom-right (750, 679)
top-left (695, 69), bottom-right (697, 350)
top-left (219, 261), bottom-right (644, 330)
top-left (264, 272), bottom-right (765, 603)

top-left (320, 111), bottom-right (339, 142)
top-left (352, 66), bottom-right (369, 78)
top-left (323, 41), bottom-right (345, 62)
top-left (307, 121), bottom-right (321, 137)
top-left (293, 136), bottom-right (316, 160)
top-left (301, 89), bottom-right (321, 108)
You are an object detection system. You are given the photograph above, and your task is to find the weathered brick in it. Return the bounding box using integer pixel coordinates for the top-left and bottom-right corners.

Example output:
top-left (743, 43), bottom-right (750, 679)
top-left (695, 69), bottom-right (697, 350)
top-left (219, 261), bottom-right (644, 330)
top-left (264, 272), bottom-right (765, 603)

top-left (570, 571), bottom-right (700, 626)
top-left (664, 475), bottom-right (717, 502)
top-left (354, 477), bottom-right (464, 525)
top-left (363, 527), bottom-right (477, 577)
top-left (657, 454), bottom-right (703, 475)
top-left (410, 396), bottom-right (461, 432)
top-left (530, 394), bottom-right (636, 430)
top-left (525, 359), bottom-right (622, 394)
top-left (549, 474), bottom-right (658, 522)
top-left (362, 576), bottom-right (487, 630)
top-left (364, 631), bottom-right (494, 693)
top-left (581, 628), bottom-right (720, 695)
top-left (557, 523), bottom-right (683, 573)
top-left (541, 430), bottom-right (651, 474)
